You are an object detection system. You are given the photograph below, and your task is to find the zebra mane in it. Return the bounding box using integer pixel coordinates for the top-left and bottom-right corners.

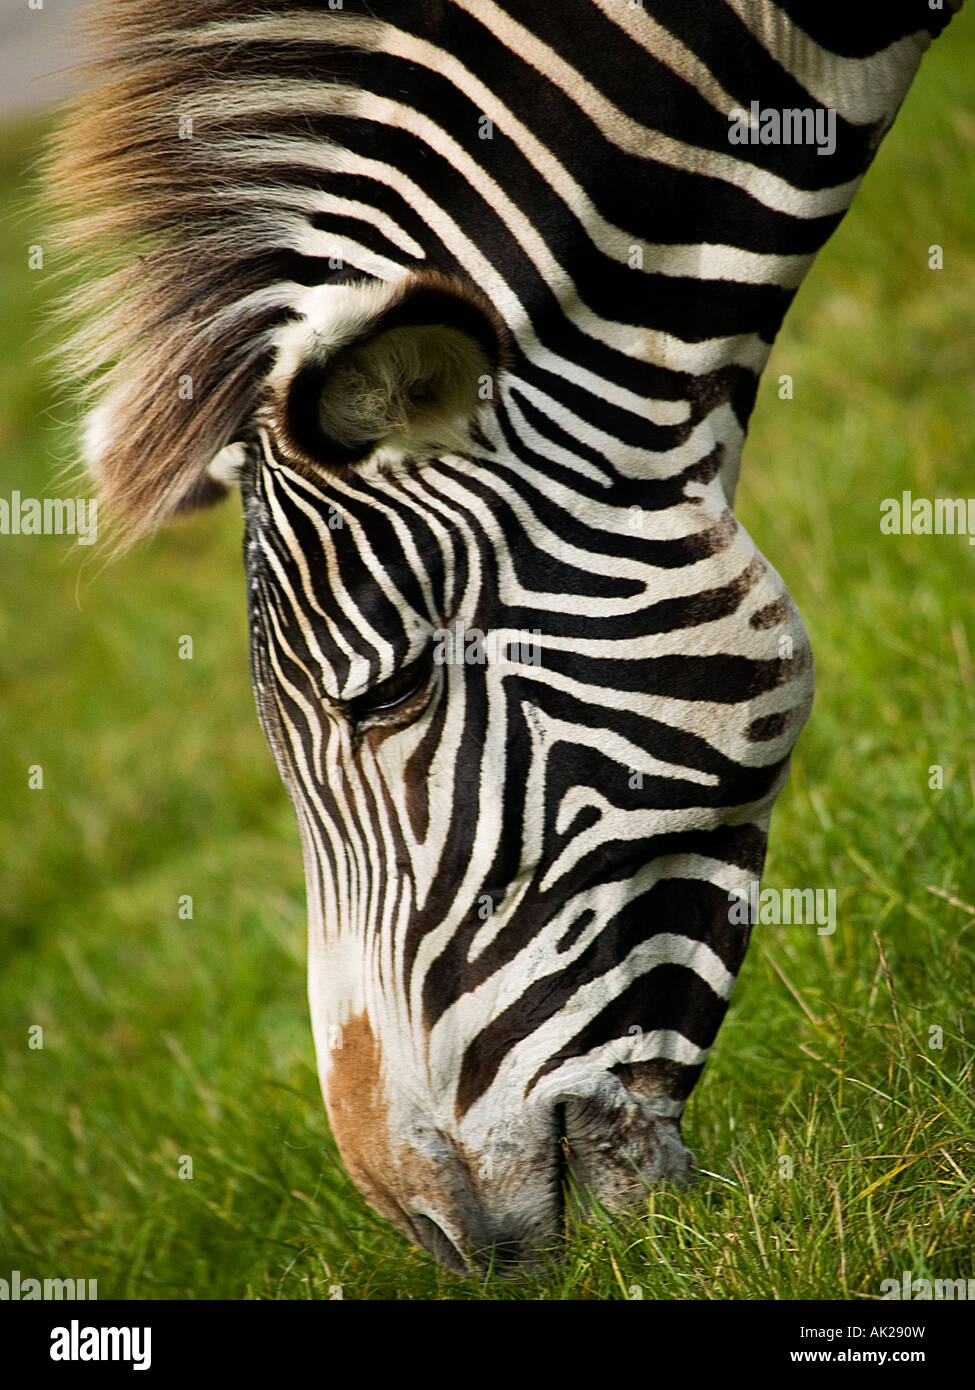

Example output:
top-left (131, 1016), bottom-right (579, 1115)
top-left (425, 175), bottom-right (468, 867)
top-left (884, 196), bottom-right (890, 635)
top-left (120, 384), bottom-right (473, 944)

top-left (48, 0), bottom-right (389, 546)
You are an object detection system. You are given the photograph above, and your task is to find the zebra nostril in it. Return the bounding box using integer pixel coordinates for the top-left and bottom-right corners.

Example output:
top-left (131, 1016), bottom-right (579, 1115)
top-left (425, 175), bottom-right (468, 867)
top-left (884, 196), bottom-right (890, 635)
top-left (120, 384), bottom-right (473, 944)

top-left (410, 1213), bottom-right (471, 1277)
top-left (411, 1214), bottom-right (531, 1276)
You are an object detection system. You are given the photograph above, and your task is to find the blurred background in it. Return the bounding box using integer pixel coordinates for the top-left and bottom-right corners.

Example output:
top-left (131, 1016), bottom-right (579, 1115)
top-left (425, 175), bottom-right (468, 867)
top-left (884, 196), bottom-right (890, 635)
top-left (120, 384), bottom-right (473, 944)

top-left (1, 0), bottom-right (86, 116)
top-left (1, 4), bottom-right (973, 1300)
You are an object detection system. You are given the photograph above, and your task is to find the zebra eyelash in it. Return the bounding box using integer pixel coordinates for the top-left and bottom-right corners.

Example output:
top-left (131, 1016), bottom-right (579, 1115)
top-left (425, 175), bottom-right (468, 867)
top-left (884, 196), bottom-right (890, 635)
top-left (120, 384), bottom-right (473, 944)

top-left (341, 644), bottom-right (439, 730)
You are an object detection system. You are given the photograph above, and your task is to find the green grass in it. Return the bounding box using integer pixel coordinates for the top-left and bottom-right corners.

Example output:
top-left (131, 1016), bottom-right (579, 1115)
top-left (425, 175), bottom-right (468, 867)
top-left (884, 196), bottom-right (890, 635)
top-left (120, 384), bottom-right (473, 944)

top-left (2, 18), bottom-right (974, 1299)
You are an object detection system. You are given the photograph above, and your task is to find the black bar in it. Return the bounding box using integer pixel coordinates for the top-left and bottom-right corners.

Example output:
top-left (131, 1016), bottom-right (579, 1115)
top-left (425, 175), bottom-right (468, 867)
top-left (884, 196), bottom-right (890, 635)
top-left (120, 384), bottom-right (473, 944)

top-left (1, 1298), bottom-right (969, 1376)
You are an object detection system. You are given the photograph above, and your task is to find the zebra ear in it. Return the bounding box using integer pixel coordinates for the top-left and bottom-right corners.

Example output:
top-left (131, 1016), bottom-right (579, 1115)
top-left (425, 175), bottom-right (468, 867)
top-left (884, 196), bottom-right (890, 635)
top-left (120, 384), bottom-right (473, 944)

top-left (271, 274), bottom-right (507, 469)
top-left (170, 442), bottom-right (248, 513)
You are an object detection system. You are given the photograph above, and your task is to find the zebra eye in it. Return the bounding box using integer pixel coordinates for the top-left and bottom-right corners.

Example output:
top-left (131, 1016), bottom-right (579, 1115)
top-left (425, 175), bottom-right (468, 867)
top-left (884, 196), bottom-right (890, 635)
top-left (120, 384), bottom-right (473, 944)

top-left (346, 646), bottom-right (435, 725)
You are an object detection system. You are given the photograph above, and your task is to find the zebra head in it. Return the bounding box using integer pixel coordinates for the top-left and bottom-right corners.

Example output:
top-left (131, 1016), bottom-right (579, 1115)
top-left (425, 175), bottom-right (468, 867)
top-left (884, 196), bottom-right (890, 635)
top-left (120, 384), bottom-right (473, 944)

top-left (53, 0), bottom-right (952, 1273)
top-left (232, 265), bottom-right (811, 1273)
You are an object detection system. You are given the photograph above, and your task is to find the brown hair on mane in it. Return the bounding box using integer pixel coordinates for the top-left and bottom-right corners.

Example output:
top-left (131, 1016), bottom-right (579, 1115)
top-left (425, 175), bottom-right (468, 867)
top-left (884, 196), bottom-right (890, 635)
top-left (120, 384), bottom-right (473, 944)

top-left (46, 0), bottom-right (386, 546)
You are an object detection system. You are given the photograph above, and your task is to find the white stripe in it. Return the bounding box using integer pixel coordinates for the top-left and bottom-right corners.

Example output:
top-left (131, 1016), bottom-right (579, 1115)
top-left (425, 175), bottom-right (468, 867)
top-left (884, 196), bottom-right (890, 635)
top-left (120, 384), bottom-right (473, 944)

top-left (722, 0), bottom-right (927, 125)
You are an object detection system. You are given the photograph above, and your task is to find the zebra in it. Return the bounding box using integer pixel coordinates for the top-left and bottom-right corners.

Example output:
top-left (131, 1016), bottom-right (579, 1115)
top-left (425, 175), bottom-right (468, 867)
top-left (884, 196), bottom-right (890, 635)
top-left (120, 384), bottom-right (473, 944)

top-left (50, 0), bottom-right (964, 1274)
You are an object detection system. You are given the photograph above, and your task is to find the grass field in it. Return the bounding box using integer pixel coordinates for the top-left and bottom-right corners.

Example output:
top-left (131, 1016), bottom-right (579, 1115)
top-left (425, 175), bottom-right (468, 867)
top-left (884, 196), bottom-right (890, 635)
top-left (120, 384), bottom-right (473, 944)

top-left (1, 20), bottom-right (973, 1300)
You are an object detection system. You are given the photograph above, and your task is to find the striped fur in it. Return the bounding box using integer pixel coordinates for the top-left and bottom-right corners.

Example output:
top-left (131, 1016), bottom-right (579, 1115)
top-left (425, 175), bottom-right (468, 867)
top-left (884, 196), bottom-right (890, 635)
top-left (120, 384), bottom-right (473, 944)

top-left (51, 1), bottom-right (961, 1271)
